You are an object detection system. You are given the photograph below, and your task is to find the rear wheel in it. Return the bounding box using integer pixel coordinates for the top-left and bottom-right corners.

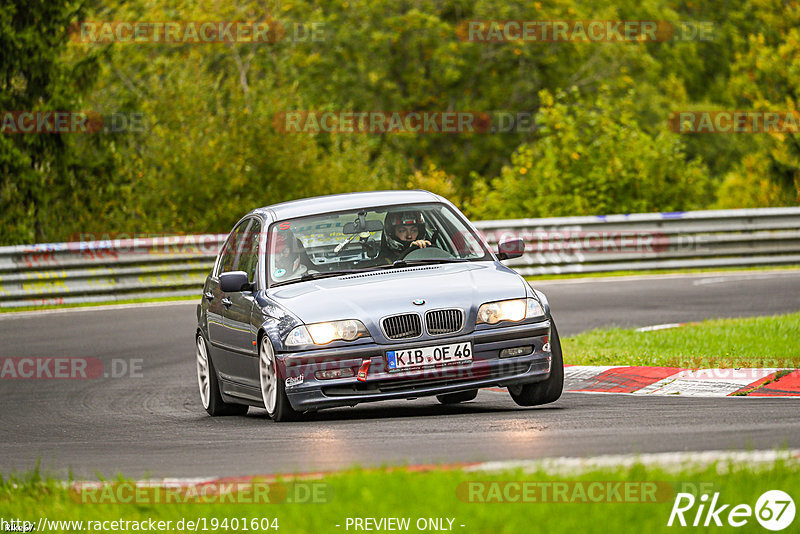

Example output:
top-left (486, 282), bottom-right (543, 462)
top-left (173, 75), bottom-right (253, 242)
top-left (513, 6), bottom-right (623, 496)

top-left (196, 334), bottom-right (248, 416)
top-left (259, 336), bottom-right (301, 422)
top-left (508, 318), bottom-right (564, 407)
top-left (437, 389), bottom-right (478, 404)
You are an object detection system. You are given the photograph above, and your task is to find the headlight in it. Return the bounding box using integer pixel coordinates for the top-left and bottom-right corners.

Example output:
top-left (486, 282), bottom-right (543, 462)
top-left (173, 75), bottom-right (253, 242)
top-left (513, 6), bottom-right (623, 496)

top-left (526, 297), bottom-right (545, 319)
top-left (285, 320), bottom-right (368, 346)
top-left (477, 298), bottom-right (545, 325)
top-left (285, 325), bottom-right (313, 346)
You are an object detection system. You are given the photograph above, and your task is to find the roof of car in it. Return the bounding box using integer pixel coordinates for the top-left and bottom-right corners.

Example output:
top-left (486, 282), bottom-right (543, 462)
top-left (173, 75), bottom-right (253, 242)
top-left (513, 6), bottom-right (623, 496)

top-left (252, 190), bottom-right (447, 221)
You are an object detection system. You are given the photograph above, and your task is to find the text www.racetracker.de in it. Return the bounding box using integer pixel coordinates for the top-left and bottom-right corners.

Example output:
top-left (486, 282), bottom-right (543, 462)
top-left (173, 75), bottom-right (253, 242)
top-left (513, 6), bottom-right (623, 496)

top-left (0, 517), bottom-right (279, 532)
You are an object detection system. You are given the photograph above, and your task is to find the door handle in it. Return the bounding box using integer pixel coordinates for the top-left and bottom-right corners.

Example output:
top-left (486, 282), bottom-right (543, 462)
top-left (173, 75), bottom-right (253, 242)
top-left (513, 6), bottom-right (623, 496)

top-left (221, 297), bottom-right (232, 308)
top-left (204, 291), bottom-right (214, 301)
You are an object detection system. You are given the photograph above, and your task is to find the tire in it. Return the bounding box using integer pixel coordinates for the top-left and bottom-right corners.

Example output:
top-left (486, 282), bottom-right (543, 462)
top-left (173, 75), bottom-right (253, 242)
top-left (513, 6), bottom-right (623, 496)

top-left (508, 318), bottom-right (564, 407)
top-left (259, 336), bottom-right (301, 422)
top-left (437, 389), bottom-right (478, 404)
top-left (196, 334), bottom-right (248, 416)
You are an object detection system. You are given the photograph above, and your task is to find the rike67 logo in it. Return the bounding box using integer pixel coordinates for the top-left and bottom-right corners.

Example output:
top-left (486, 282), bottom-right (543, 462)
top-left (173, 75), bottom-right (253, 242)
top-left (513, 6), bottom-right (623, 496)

top-left (668, 490), bottom-right (795, 530)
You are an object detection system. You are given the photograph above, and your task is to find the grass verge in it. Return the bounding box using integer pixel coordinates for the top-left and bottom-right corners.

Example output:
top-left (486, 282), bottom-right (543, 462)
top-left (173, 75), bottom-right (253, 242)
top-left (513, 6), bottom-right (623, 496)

top-left (1, 460), bottom-right (798, 534)
top-left (0, 296), bottom-right (198, 314)
top-left (562, 312), bottom-right (800, 368)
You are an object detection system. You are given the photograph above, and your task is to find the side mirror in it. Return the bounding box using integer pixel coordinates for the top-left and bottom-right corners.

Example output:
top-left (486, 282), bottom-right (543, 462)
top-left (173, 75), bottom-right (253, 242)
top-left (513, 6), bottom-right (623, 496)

top-left (497, 238), bottom-right (524, 260)
top-left (220, 271), bottom-right (253, 293)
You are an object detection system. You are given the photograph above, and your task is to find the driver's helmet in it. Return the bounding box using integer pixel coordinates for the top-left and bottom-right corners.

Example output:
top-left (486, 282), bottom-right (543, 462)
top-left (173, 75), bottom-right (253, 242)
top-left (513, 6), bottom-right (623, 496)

top-left (383, 210), bottom-right (427, 254)
top-left (269, 228), bottom-right (305, 279)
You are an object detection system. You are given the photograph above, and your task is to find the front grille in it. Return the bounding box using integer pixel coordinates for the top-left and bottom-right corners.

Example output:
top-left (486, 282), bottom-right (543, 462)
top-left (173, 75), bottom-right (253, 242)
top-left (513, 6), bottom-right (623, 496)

top-left (425, 309), bottom-right (464, 335)
top-left (382, 313), bottom-right (422, 340)
top-left (377, 376), bottom-right (473, 393)
top-left (321, 361), bottom-right (534, 397)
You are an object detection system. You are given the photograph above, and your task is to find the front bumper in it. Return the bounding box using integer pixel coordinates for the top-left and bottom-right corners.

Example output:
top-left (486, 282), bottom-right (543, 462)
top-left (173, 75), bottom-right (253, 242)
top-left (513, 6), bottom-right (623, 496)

top-left (280, 319), bottom-right (553, 411)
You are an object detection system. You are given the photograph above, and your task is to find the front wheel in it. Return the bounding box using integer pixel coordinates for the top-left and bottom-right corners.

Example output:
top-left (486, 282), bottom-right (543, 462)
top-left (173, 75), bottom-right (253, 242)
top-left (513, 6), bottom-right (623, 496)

top-left (259, 336), bottom-right (301, 422)
top-left (508, 318), bottom-right (564, 407)
top-left (196, 334), bottom-right (248, 416)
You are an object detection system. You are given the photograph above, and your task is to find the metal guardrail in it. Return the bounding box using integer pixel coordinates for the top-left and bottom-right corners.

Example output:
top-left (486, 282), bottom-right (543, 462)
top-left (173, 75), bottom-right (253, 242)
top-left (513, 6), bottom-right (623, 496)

top-left (0, 208), bottom-right (798, 309)
top-left (0, 235), bottom-right (226, 308)
top-left (478, 207), bottom-right (800, 276)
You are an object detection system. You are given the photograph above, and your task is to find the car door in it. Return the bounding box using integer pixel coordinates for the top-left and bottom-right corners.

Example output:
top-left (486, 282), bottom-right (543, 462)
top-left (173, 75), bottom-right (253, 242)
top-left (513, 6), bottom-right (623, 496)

top-left (207, 220), bottom-right (250, 380)
top-left (219, 218), bottom-right (261, 389)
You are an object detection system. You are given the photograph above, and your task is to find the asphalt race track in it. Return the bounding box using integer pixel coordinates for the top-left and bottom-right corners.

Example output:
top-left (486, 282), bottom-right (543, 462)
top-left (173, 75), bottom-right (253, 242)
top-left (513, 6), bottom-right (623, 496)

top-left (1, 271), bottom-right (799, 479)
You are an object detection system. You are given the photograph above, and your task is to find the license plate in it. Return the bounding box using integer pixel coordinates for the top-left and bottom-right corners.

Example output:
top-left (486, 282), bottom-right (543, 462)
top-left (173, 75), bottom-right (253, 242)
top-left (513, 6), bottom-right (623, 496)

top-left (386, 342), bottom-right (472, 371)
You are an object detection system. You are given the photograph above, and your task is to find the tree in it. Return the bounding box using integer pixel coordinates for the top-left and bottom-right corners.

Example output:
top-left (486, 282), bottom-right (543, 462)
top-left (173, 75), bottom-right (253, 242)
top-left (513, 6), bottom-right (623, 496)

top-left (723, 0), bottom-right (800, 205)
top-left (0, 0), bottom-right (110, 244)
top-left (468, 87), bottom-right (712, 219)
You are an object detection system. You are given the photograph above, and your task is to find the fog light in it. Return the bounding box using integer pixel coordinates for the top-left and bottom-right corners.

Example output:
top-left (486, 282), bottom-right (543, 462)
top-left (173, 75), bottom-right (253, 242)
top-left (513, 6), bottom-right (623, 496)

top-left (315, 367), bottom-right (355, 380)
top-left (500, 346), bottom-right (533, 358)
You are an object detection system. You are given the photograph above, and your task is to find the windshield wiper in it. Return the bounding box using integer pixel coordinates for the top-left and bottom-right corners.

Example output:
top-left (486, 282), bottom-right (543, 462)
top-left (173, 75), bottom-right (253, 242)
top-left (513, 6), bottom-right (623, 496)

top-left (385, 258), bottom-right (468, 269)
top-left (271, 260), bottom-right (469, 286)
top-left (270, 268), bottom-right (376, 287)
top-left (300, 269), bottom-right (374, 281)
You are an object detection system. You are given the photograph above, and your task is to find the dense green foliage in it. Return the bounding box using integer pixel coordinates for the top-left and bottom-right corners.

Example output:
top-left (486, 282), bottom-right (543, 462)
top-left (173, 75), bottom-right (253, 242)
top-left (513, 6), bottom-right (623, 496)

top-left (468, 87), bottom-right (713, 218)
top-left (0, 1), bottom-right (113, 244)
top-left (1, 0), bottom-right (798, 243)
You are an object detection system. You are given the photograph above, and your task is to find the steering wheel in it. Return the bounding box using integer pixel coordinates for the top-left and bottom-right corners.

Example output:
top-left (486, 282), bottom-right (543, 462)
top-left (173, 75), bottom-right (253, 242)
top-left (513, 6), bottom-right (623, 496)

top-left (402, 246), bottom-right (454, 260)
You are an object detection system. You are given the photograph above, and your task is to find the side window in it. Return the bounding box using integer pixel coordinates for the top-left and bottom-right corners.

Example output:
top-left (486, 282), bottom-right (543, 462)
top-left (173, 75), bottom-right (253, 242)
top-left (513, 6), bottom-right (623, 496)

top-left (238, 220), bottom-right (261, 283)
top-left (216, 221), bottom-right (250, 276)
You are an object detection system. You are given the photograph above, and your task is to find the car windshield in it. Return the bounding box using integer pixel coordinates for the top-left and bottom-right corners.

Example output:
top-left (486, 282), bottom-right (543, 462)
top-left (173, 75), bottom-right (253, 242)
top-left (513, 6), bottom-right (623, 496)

top-left (266, 202), bottom-right (491, 286)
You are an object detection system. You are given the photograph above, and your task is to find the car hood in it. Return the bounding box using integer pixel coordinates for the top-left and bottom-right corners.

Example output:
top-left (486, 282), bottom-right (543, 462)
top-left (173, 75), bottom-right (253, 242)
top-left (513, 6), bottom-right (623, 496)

top-left (267, 262), bottom-right (527, 327)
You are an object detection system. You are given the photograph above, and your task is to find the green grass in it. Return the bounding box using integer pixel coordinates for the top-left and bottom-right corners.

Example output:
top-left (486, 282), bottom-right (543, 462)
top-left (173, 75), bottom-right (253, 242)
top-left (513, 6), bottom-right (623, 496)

top-left (526, 265), bottom-right (800, 281)
top-left (0, 295), bottom-right (198, 314)
top-left (2, 460), bottom-right (798, 534)
top-left (563, 312), bottom-right (800, 368)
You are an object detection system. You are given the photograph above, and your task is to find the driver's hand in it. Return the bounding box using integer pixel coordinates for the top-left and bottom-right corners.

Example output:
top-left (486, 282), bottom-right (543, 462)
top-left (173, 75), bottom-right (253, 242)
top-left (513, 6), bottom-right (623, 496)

top-left (411, 240), bottom-right (431, 249)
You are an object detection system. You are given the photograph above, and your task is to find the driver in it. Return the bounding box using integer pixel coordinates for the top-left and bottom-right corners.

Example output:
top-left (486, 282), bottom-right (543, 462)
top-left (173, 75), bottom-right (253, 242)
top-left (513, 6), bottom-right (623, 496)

top-left (269, 228), bottom-right (309, 280)
top-left (379, 210), bottom-right (431, 263)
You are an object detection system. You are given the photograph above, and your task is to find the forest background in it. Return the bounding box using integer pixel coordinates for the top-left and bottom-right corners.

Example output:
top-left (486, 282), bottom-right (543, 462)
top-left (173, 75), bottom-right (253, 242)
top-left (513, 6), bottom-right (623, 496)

top-left (1, 0), bottom-right (798, 244)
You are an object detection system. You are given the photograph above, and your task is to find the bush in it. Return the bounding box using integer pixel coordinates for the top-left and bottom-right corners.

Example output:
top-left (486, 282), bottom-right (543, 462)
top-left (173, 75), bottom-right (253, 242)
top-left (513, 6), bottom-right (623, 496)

top-left (468, 87), bottom-right (713, 220)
